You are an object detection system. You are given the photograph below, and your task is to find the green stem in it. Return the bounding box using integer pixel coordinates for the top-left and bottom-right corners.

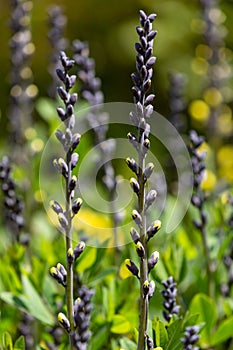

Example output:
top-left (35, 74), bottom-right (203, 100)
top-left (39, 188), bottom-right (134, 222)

top-left (65, 153), bottom-right (75, 349)
top-left (200, 226), bottom-right (214, 298)
top-left (137, 137), bottom-right (148, 350)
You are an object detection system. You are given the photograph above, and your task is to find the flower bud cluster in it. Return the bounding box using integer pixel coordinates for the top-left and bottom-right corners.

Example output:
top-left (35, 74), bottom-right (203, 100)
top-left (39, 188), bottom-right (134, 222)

top-left (161, 276), bottom-right (180, 322)
top-left (181, 325), bottom-right (200, 350)
top-left (72, 286), bottom-right (95, 349)
top-left (0, 156), bottom-right (26, 244)
top-left (47, 5), bottom-right (68, 98)
top-left (9, 0), bottom-right (36, 145)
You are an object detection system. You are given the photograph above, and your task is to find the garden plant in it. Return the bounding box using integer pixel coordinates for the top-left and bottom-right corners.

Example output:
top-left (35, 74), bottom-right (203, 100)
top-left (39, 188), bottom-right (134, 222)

top-left (0, 0), bottom-right (233, 350)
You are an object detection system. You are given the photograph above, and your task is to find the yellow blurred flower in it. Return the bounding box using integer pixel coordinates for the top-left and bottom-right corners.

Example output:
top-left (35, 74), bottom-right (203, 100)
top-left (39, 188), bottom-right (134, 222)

top-left (191, 57), bottom-right (209, 75)
top-left (217, 145), bottom-right (233, 182)
top-left (119, 261), bottom-right (132, 279)
top-left (189, 100), bottom-right (210, 123)
top-left (201, 169), bottom-right (217, 191)
top-left (204, 87), bottom-right (223, 107)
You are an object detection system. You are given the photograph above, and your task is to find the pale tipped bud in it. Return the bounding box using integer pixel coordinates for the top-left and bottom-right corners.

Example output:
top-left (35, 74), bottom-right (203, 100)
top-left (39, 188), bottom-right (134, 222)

top-left (69, 175), bottom-right (77, 192)
top-left (127, 132), bottom-right (138, 149)
top-left (72, 198), bottom-right (83, 214)
top-left (130, 227), bottom-right (140, 243)
top-left (130, 177), bottom-right (140, 195)
top-left (125, 259), bottom-right (139, 279)
top-left (145, 190), bottom-right (157, 210)
top-left (50, 200), bottom-right (63, 214)
top-left (143, 280), bottom-right (150, 296)
top-left (144, 162), bottom-right (154, 181)
top-left (132, 209), bottom-right (142, 227)
top-left (148, 280), bottom-right (156, 299)
top-left (74, 241), bottom-right (85, 259)
top-left (147, 220), bottom-right (161, 241)
top-left (50, 267), bottom-right (65, 286)
top-left (71, 153), bottom-right (79, 169)
top-left (67, 248), bottom-right (74, 264)
top-left (57, 263), bottom-right (67, 283)
top-left (58, 312), bottom-right (70, 333)
top-left (71, 133), bottom-right (81, 151)
top-left (148, 251), bottom-right (159, 273)
top-left (126, 157), bottom-right (138, 174)
top-left (58, 213), bottom-right (68, 229)
top-left (135, 241), bottom-right (145, 258)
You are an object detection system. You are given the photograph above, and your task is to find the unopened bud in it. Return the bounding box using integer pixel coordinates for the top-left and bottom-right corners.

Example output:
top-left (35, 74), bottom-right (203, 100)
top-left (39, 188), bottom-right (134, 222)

top-left (50, 267), bottom-right (65, 286)
top-left (125, 259), bottom-right (139, 279)
top-left (58, 312), bottom-right (70, 333)
top-left (132, 210), bottom-right (142, 227)
top-left (145, 190), bottom-right (157, 210)
top-left (126, 157), bottom-right (138, 174)
top-left (72, 198), bottom-right (83, 214)
top-left (130, 177), bottom-right (140, 195)
top-left (50, 200), bottom-right (63, 214)
top-left (130, 227), bottom-right (140, 243)
top-left (136, 241), bottom-right (145, 258)
top-left (67, 248), bottom-right (74, 264)
top-left (148, 251), bottom-right (159, 273)
top-left (147, 220), bottom-right (161, 241)
top-left (144, 162), bottom-right (154, 181)
top-left (58, 213), bottom-right (68, 230)
top-left (148, 280), bottom-right (156, 299)
top-left (69, 175), bottom-right (77, 192)
top-left (143, 280), bottom-right (150, 296)
top-left (74, 241), bottom-right (85, 259)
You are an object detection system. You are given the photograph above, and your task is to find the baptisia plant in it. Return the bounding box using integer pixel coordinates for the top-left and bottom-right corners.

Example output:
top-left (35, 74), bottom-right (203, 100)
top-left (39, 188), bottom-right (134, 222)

top-left (49, 51), bottom-right (93, 350)
top-left (125, 10), bottom-right (161, 350)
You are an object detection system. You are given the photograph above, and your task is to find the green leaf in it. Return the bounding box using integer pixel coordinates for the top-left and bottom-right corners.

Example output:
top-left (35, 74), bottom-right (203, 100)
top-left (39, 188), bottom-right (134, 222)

top-left (89, 267), bottom-right (117, 286)
top-left (14, 336), bottom-right (25, 350)
top-left (88, 325), bottom-right (108, 350)
top-left (110, 315), bottom-right (131, 334)
top-left (0, 292), bottom-right (28, 311)
top-left (2, 332), bottom-right (13, 350)
top-left (189, 293), bottom-right (217, 343)
top-left (152, 318), bottom-right (168, 348)
top-left (21, 275), bottom-right (55, 325)
top-left (35, 97), bottom-right (57, 123)
top-left (165, 319), bottom-right (183, 350)
top-left (119, 337), bottom-right (137, 350)
top-left (76, 247), bottom-right (97, 272)
top-left (211, 316), bottom-right (233, 346)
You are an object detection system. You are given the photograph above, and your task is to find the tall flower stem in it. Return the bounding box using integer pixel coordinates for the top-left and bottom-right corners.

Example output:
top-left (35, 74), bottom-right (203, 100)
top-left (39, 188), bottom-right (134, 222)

top-left (125, 10), bottom-right (160, 350)
top-left (189, 130), bottom-right (214, 297)
top-left (138, 148), bottom-right (148, 349)
top-left (50, 51), bottom-right (86, 349)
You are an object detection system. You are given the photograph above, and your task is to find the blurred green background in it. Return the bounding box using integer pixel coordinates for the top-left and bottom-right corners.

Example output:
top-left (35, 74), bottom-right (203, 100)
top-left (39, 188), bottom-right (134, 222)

top-left (0, 0), bottom-right (232, 118)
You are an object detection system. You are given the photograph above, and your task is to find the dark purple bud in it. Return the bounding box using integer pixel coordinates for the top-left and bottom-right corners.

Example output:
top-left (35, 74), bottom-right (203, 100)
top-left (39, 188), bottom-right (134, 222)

top-left (66, 104), bottom-right (74, 117)
top-left (148, 14), bottom-right (157, 22)
top-left (55, 129), bottom-right (64, 143)
top-left (139, 10), bottom-right (147, 25)
top-left (140, 36), bottom-right (147, 49)
top-left (71, 153), bottom-right (79, 169)
top-left (136, 26), bottom-right (144, 37)
top-left (68, 75), bottom-right (76, 88)
top-left (145, 94), bottom-right (155, 105)
top-left (146, 56), bottom-right (156, 69)
top-left (147, 30), bottom-right (157, 41)
top-left (69, 93), bottom-right (78, 105)
top-left (56, 68), bottom-right (65, 82)
top-left (57, 86), bottom-right (68, 101)
top-left (140, 65), bottom-right (147, 79)
top-left (57, 107), bottom-right (66, 120)
top-left (145, 47), bottom-right (153, 60)
top-left (135, 42), bottom-right (143, 54)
